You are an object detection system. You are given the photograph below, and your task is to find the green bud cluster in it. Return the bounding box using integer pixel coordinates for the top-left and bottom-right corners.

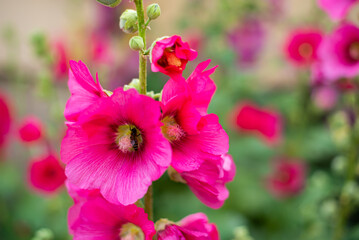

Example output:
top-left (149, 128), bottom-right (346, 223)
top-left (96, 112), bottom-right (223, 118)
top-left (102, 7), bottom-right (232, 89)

top-left (119, 9), bottom-right (138, 34)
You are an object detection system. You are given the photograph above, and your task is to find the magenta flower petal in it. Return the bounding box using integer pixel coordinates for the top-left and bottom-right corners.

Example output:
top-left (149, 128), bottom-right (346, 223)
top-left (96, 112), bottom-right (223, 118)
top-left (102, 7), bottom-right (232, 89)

top-left (187, 60), bottom-right (217, 115)
top-left (0, 92), bottom-right (11, 152)
top-left (61, 88), bottom-right (171, 205)
top-left (69, 193), bottom-right (155, 240)
top-left (318, 0), bottom-right (358, 21)
top-left (181, 154), bottom-right (236, 209)
top-left (64, 60), bottom-right (108, 122)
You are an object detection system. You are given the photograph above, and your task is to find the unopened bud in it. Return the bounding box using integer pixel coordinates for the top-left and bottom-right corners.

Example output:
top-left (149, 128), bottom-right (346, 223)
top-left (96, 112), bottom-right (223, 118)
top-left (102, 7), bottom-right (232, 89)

top-left (147, 3), bottom-right (161, 20)
top-left (96, 0), bottom-right (122, 8)
top-left (119, 9), bottom-right (138, 34)
top-left (124, 78), bottom-right (140, 92)
top-left (32, 228), bottom-right (54, 240)
top-left (129, 36), bottom-right (144, 51)
top-left (331, 156), bottom-right (346, 175)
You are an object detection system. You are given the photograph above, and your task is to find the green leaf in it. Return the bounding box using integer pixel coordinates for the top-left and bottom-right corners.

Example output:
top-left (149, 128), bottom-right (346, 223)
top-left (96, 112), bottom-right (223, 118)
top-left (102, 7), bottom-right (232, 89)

top-left (96, 0), bottom-right (121, 8)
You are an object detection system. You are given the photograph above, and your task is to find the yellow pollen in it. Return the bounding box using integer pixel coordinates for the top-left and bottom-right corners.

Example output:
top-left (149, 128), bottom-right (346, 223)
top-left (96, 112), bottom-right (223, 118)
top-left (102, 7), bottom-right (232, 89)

top-left (115, 124), bottom-right (143, 153)
top-left (120, 223), bottom-right (144, 240)
top-left (161, 116), bottom-right (185, 142)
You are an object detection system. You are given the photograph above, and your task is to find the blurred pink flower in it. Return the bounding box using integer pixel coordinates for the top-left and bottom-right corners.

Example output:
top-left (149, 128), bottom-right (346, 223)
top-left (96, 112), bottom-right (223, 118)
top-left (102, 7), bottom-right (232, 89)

top-left (312, 85), bottom-right (338, 111)
top-left (89, 33), bottom-right (115, 65)
top-left (61, 88), bottom-right (171, 205)
top-left (266, 159), bottom-right (306, 198)
top-left (157, 213), bottom-right (219, 240)
top-left (285, 28), bottom-right (323, 66)
top-left (64, 60), bottom-right (108, 122)
top-left (318, 23), bottom-right (359, 81)
top-left (0, 92), bottom-right (11, 153)
top-left (233, 102), bottom-right (282, 144)
top-left (53, 40), bottom-right (69, 80)
top-left (28, 153), bottom-right (66, 194)
top-left (178, 153), bottom-right (236, 209)
top-left (228, 18), bottom-right (266, 68)
top-left (318, 0), bottom-right (358, 21)
top-left (18, 116), bottom-right (43, 143)
top-left (161, 71), bottom-right (228, 172)
top-left (68, 191), bottom-right (155, 240)
top-left (151, 35), bottom-right (198, 78)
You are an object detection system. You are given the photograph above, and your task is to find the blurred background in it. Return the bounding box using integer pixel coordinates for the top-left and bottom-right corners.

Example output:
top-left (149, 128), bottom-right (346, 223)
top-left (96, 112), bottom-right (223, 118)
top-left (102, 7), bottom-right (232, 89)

top-left (1, 0), bottom-right (359, 239)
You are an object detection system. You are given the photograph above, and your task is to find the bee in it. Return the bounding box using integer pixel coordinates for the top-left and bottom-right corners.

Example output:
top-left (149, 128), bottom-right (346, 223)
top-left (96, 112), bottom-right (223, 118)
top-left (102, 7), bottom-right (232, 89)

top-left (130, 127), bottom-right (141, 151)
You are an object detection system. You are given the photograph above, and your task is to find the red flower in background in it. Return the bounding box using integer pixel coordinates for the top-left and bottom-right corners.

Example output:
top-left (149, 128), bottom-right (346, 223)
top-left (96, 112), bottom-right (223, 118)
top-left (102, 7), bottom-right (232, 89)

top-left (28, 153), bottom-right (66, 194)
top-left (266, 159), bottom-right (306, 198)
top-left (233, 102), bottom-right (282, 144)
top-left (151, 35), bottom-right (198, 78)
top-left (18, 116), bottom-right (43, 143)
top-left (53, 40), bottom-right (69, 80)
top-left (285, 28), bottom-right (323, 66)
top-left (0, 92), bottom-right (12, 155)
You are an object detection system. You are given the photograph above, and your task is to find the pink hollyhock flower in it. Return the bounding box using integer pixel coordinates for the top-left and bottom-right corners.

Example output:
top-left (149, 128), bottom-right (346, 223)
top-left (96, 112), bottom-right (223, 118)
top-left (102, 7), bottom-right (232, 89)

top-left (18, 116), bottom-right (43, 143)
top-left (0, 92), bottom-right (11, 153)
top-left (156, 213), bottom-right (219, 240)
top-left (234, 102), bottom-right (282, 144)
top-left (285, 28), bottom-right (323, 66)
top-left (161, 72), bottom-right (228, 172)
top-left (64, 60), bottom-right (108, 122)
top-left (61, 88), bottom-right (171, 205)
top-left (266, 159), bottom-right (306, 198)
top-left (318, 0), bottom-right (358, 21)
top-left (318, 23), bottom-right (359, 81)
top-left (228, 17), bottom-right (266, 68)
top-left (151, 35), bottom-right (198, 77)
top-left (68, 191), bottom-right (155, 240)
top-left (28, 153), bottom-right (66, 194)
top-left (312, 85), bottom-right (338, 111)
top-left (169, 154), bottom-right (236, 209)
top-left (53, 40), bottom-right (69, 80)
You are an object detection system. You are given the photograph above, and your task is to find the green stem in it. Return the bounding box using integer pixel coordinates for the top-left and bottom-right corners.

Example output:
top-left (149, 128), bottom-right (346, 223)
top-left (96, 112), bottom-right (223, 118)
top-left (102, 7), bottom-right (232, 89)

top-left (134, 0), bottom-right (147, 95)
top-left (333, 95), bottom-right (359, 240)
top-left (134, 0), bottom-right (153, 221)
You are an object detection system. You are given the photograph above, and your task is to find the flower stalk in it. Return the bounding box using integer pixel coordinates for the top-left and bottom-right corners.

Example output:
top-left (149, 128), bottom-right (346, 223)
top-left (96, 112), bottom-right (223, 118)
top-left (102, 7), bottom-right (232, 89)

top-left (134, 0), bottom-right (152, 221)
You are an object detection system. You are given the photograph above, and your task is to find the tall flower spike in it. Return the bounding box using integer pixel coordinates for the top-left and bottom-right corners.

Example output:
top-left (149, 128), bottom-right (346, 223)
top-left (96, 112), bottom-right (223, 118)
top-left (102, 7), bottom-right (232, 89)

top-left (61, 87), bottom-right (172, 205)
top-left (64, 60), bottom-right (108, 122)
top-left (151, 35), bottom-right (198, 78)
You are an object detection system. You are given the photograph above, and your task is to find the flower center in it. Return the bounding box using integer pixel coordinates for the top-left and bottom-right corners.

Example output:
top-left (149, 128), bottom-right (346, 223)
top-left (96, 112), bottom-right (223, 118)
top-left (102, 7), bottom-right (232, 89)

top-left (115, 124), bottom-right (143, 153)
top-left (161, 116), bottom-right (185, 142)
top-left (119, 223), bottom-right (144, 240)
top-left (349, 41), bottom-right (359, 62)
top-left (157, 46), bottom-right (182, 69)
top-left (298, 43), bottom-right (313, 60)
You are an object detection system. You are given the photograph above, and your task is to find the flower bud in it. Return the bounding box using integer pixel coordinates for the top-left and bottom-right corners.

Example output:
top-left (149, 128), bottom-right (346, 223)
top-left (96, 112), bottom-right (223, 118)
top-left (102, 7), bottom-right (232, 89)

top-left (96, 0), bottom-right (122, 8)
top-left (129, 36), bottom-right (144, 51)
top-left (32, 228), bottom-right (54, 240)
top-left (147, 3), bottom-right (161, 20)
top-left (124, 78), bottom-right (140, 92)
top-left (119, 9), bottom-right (138, 34)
